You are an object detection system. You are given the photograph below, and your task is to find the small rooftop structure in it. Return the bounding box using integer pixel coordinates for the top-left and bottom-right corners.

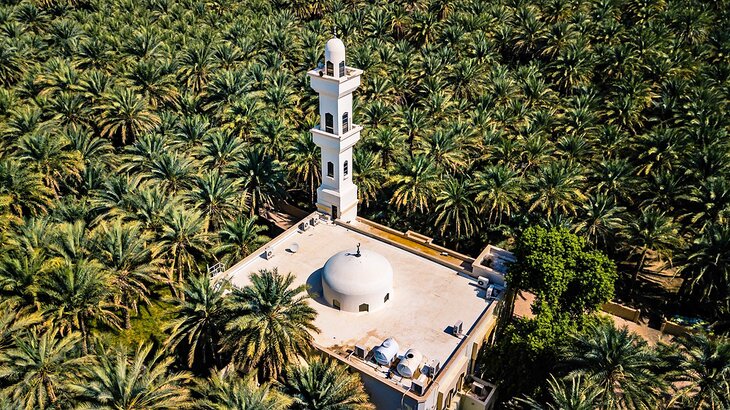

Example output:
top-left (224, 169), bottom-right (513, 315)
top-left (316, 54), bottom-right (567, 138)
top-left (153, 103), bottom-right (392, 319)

top-left (322, 245), bottom-right (393, 312)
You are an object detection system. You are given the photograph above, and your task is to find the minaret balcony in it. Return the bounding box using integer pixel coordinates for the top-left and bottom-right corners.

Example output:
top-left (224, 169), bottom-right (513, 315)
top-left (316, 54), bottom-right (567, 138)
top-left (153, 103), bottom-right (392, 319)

top-left (308, 67), bottom-right (363, 97)
top-left (311, 124), bottom-right (362, 151)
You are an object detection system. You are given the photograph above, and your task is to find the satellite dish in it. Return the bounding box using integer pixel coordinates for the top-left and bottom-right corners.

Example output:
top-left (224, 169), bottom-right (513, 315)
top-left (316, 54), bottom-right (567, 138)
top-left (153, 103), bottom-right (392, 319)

top-left (289, 243), bottom-right (300, 253)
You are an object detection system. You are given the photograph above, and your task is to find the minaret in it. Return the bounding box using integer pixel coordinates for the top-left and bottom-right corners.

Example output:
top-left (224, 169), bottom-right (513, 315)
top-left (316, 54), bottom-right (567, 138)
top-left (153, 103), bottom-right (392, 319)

top-left (308, 38), bottom-right (363, 222)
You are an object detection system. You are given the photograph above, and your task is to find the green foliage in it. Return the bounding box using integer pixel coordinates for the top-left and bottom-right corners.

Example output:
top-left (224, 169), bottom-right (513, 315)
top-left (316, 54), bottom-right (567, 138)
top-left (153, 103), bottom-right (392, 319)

top-left (282, 356), bottom-right (374, 410)
top-left (509, 226), bottom-right (617, 319)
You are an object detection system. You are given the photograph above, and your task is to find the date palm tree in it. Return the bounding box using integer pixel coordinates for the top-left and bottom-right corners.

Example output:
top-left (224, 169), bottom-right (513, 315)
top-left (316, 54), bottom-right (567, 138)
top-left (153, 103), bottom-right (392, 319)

top-left (93, 219), bottom-right (162, 329)
top-left (196, 369), bottom-right (291, 410)
top-left (167, 274), bottom-right (229, 371)
top-left (473, 165), bottom-right (523, 225)
top-left (215, 215), bottom-right (269, 268)
top-left (434, 176), bottom-right (480, 241)
top-left (98, 87), bottom-right (161, 145)
top-left (675, 223), bottom-right (730, 316)
top-left (0, 327), bottom-right (92, 409)
top-left (38, 260), bottom-right (122, 354)
top-left (622, 209), bottom-right (680, 295)
top-left (229, 148), bottom-right (287, 218)
top-left (74, 343), bottom-right (193, 409)
top-left (353, 150), bottom-right (386, 208)
top-left (286, 132), bottom-right (321, 203)
top-left (282, 357), bottom-right (374, 410)
top-left (0, 160), bottom-right (53, 217)
top-left (517, 375), bottom-right (603, 410)
top-left (158, 208), bottom-right (210, 292)
top-left (562, 322), bottom-right (667, 410)
top-left (529, 162), bottom-right (587, 217)
top-left (665, 333), bottom-right (730, 409)
top-left (388, 154), bottom-right (439, 215)
top-left (222, 269), bottom-right (319, 381)
top-left (185, 171), bottom-right (241, 232)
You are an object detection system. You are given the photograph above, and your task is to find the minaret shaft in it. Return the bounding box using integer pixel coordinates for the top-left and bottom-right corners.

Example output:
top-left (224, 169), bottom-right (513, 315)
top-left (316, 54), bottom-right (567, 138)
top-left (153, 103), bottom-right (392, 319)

top-left (308, 39), bottom-right (363, 222)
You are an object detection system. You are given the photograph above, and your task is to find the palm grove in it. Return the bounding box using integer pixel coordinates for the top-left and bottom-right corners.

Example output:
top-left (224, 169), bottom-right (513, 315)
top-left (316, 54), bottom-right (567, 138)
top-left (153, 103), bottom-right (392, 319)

top-left (0, 0), bottom-right (728, 408)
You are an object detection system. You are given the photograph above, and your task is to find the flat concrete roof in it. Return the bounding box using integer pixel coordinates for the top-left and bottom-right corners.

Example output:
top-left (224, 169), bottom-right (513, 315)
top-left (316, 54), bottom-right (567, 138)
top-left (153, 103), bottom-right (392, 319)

top-left (222, 217), bottom-right (492, 373)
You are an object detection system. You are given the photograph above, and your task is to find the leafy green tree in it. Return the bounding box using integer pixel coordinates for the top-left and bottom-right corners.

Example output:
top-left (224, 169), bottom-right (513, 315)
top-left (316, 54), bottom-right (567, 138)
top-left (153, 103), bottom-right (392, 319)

top-left (283, 357), bottom-right (374, 410)
top-left (222, 269), bottom-right (319, 381)
top-left (508, 226), bottom-right (617, 319)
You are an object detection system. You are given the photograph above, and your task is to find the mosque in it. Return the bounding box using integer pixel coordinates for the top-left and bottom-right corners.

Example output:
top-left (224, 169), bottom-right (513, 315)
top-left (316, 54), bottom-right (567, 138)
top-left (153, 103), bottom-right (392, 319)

top-left (215, 38), bottom-right (514, 410)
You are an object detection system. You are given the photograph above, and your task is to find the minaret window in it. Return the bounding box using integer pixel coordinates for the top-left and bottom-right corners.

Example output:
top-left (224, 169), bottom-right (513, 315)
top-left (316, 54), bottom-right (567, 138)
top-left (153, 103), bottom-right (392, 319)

top-left (326, 61), bottom-right (334, 76)
top-left (342, 112), bottom-right (349, 132)
top-left (327, 161), bottom-right (334, 178)
top-left (344, 160), bottom-right (349, 177)
top-left (339, 61), bottom-right (345, 77)
top-left (325, 113), bottom-right (334, 133)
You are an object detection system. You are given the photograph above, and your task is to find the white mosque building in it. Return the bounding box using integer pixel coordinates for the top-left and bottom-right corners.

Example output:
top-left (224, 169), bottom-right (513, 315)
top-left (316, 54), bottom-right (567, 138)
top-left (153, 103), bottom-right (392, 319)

top-left (216, 38), bottom-right (514, 410)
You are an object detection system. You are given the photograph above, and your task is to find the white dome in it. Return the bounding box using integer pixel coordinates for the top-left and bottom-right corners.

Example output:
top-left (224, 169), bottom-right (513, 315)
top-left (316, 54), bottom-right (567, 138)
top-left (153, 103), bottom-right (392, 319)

top-left (322, 248), bottom-right (393, 312)
top-left (325, 38), bottom-right (346, 65)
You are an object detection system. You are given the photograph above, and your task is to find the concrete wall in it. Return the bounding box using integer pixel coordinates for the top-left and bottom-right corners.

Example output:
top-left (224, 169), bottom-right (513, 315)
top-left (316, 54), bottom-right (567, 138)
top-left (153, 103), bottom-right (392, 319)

top-left (601, 301), bottom-right (641, 323)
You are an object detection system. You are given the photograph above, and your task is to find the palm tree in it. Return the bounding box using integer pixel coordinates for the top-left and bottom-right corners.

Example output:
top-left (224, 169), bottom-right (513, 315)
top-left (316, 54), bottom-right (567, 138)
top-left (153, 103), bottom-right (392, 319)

top-left (388, 154), bottom-right (439, 215)
top-left (196, 369), bottom-right (291, 410)
top-left (622, 209), bottom-right (680, 295)
top-left (282, 357), bottom-right (374, 410)
top-left (221, 269), bottom-right (319, 381)
top-left (517, 375), bottom-right (603, 410)
top-left (93, 219), bottom-right (162, 329)
top-left (473, 165), bottom-right (523, 225)
top-left (434, 176), bottom-right (480, 241)
top-left (229, 148), bottom-right (287, 218)
top-left (158, 208), bottom-right (210, 291)
top-left (575, 194), bottom-right (626, 248)
top-left (0, 249), bottom-right (52, 306)
top-left (0, 300), bottom-right (43, 354)
top-left (286, 132), bottom-right (321, 203)
top-left (529, 162), bottom-right (587, 217)
top-left (675, 223), bottom-right (730, 316)
top-left (98, 87), bottom-right (161, 145)
top-left (353, 150), bottom-right (386, 208)
top-left (562, 322), bottom-right (667, 409)
top-left (185, 171), bottom-right (241, 232)
top-left (215, 215), bottom-right (269, 268)
top-left (0, 160), bottom-right (53, 217)
top-left (167, 274), bottom-right (229, 370)
top-left (665, 333), bottom-right (730, 409)
top-left (0, 327), bottom-right (92, 409)
top-left (74, 343), bottom-right (193, 409)
top-left (38, 260), bottom-right (121, 354)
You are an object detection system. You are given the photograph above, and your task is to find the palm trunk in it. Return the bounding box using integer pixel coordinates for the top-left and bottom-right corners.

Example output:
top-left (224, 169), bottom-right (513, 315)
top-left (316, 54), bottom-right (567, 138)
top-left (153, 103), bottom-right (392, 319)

top-left (80, 320), bottom-right (89, 355)
top-left (630, 249), bottom-right (648, 299)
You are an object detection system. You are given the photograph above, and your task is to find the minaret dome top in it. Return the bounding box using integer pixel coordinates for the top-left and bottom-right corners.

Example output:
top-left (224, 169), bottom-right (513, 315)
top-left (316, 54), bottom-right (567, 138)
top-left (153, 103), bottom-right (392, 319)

top-left (325, 38), bottom-right (346, 67)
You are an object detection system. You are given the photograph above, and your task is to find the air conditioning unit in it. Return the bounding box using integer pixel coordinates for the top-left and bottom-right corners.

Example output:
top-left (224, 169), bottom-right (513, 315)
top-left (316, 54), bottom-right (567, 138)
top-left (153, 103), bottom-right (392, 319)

top-left (310, 217), bottom-right (320, 226)
top-left (299, 221), bottom-right (310, 231)
top-left (472, 382), bottom-right (486, 398)
top-left (410, 379), bottom-right (425, 396)
top-left (424, 359), bottom-right (441, 377)
top-left (354, 345), bottom-right (367, 359)
top-left (451, 320), bottom-right (463, 336)
top-left (264, 247), bottom-right (274, 260)
top-left (476, 276), bottom-right (490, 289)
